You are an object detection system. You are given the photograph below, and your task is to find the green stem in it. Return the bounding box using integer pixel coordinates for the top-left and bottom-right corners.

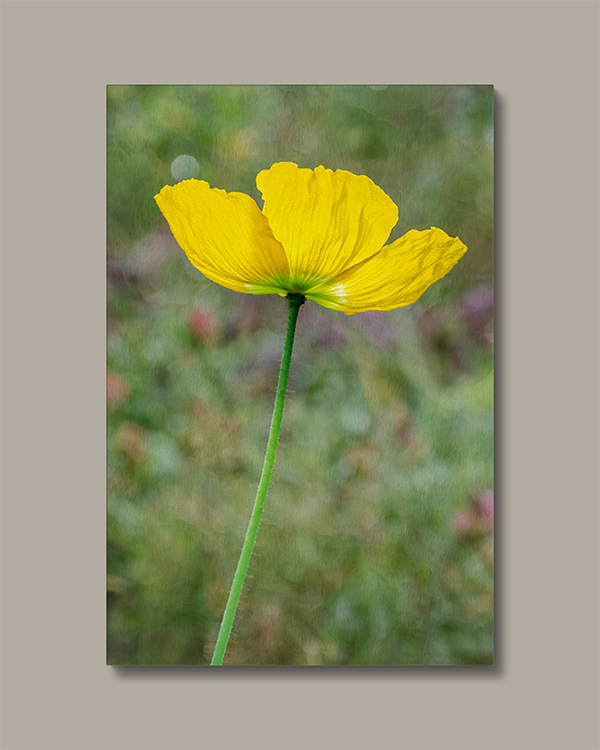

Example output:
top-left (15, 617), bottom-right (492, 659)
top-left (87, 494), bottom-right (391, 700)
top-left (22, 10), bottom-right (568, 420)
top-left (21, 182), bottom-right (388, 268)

top-left (210, 293), bottom-right (305, 665)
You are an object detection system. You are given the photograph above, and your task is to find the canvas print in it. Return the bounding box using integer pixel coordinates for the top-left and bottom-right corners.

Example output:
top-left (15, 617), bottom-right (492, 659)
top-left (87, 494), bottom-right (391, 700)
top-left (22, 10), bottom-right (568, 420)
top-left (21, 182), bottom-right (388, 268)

top-left (107, 85), bottom-right (494, 666)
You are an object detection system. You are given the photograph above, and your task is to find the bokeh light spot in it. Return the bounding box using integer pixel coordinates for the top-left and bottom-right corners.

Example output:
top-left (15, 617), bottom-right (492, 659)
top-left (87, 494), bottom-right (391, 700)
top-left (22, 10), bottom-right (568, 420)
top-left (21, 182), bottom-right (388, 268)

top-left (171, 155), bottom-right (200, 182)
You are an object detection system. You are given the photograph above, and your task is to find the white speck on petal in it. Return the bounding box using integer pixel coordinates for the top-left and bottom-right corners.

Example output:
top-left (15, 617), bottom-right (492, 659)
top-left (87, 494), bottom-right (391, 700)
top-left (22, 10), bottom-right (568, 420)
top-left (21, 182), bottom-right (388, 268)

top-left (330, 283), bottom-right (346, 302)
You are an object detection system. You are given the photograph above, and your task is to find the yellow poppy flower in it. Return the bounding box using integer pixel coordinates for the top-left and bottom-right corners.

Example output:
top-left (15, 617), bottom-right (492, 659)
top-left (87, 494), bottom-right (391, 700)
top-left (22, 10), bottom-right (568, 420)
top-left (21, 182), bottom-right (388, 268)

top-left (155, 162), bottom-right (467, 314)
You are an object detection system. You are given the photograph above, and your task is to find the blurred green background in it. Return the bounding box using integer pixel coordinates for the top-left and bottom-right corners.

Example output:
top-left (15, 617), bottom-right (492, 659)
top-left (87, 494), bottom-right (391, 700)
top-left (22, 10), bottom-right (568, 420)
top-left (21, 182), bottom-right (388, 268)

top-left (107, 85), bottom-right (494, 665)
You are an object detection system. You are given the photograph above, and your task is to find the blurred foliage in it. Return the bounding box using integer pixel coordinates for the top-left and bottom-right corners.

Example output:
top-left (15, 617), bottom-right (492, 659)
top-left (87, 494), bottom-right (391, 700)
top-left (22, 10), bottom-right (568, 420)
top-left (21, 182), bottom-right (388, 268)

top-left (107, 85), bottom-right (494, 665)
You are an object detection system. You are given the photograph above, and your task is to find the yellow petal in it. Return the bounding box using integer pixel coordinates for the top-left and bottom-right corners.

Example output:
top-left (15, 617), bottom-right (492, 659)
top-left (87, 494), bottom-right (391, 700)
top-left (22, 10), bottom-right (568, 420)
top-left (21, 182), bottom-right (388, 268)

top-left (310, 228), bottom-right (467, 314)
top-left (256, 162), bottom-right (398, 283)
top-left (155, 180), bottom-right (289, 294)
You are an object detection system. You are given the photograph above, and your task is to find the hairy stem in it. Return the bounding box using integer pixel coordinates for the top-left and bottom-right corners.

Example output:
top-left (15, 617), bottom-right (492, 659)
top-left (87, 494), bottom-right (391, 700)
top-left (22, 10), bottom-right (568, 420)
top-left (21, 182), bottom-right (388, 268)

top-left (210, 293), bottom-right (305, 665)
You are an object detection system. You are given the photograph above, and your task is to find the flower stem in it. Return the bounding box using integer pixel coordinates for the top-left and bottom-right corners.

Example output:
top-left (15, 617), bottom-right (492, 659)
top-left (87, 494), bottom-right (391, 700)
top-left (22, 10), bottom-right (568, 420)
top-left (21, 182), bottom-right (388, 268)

top-left (210, 293), bottom-right (305, 665)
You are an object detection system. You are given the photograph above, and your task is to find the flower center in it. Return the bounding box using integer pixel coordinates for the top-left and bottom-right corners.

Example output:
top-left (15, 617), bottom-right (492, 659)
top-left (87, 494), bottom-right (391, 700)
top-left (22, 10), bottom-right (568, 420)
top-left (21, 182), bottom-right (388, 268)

top-left (245, 273), bottom-right (346, 304)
